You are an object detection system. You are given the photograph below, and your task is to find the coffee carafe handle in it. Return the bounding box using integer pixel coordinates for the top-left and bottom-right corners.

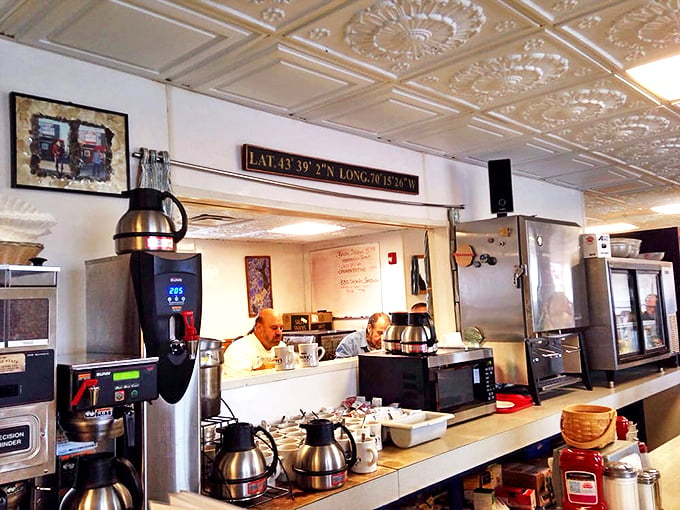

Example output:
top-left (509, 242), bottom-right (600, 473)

top-left (161, 191), bottom-right (188, 243)
top-left (254, 425), bottom-right (279, 479)
top-left (334, 422), bottom-right (357, 469)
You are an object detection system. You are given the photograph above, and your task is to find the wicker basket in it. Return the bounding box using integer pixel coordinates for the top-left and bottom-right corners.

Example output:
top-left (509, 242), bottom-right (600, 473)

top-left (0, 241), bottom-right (43, 265)
top-left (560, 404), bottom-right (617, 449)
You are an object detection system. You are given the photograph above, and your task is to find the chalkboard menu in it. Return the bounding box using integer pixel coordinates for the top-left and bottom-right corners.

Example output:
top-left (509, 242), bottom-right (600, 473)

top-left (310, 242), bottom-right (382, 318)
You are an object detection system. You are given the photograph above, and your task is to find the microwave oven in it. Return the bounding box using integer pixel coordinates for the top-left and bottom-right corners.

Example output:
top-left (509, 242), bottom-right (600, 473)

top-left (358, 347), bottom-right (496, 425)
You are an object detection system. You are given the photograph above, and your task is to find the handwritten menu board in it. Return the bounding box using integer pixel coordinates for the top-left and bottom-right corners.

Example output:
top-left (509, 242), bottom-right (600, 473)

top-left (311, 242), bottom-right (382, 318)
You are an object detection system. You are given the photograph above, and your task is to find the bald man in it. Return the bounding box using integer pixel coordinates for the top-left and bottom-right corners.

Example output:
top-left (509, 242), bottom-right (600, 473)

top-left (223, 308), bottom-right (286, 376)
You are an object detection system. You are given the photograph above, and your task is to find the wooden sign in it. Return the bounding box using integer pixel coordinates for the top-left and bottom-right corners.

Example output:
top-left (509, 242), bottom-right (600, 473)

top-left (242, 144), bottom-right (418, 194)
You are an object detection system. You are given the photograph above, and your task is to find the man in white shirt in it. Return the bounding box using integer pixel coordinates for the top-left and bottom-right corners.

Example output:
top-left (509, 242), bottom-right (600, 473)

top-left (223, 308), bottom-right (285, 376)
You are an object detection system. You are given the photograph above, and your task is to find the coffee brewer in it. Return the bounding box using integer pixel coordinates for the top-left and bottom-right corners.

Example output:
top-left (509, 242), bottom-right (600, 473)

top-left (84, 250), bottom-right (203, 505)
top-left (0, 265), bottom-right (59, 509)
top-left (55, 355), bottom-right (158, 509)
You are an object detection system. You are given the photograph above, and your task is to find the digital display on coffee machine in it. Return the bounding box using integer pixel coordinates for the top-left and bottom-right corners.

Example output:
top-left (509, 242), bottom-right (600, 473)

top-left (167, 284), bottom-right (184, 297)
top-left (113, 370), bottom-right (140, 382)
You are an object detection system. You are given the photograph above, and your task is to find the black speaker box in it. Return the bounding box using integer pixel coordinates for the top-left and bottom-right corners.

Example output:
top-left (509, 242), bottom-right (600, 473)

top-left (488, 158), bottom-right (514, 215)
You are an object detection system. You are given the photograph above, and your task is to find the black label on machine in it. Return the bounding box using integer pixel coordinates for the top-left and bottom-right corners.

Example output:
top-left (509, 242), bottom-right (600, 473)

top-left (0, 424), bottom-right (30, 454)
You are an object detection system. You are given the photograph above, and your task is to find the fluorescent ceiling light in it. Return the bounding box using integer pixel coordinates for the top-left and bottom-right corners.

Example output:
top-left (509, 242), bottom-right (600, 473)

top-left (269, 222), bottom-right (345, 236)
top-left (585, 223), bottom-right (638, 234)
top-left (651, 203), bottom-right (680, 215)
top-left (626, 53), bottom-right (680, 101)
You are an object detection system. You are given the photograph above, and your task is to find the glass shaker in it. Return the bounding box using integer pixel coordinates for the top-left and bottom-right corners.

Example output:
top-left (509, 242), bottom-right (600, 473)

top-left (637, 470), bottom-right (656, 510)
top-left (604, 462), bottom-right (639, 510)
top-left (646, 468), bottom-right (663, 510)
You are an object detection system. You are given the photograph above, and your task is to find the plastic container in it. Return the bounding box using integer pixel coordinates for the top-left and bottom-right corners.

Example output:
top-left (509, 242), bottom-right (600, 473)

top-left (378, 410), bottom-right (451, 448)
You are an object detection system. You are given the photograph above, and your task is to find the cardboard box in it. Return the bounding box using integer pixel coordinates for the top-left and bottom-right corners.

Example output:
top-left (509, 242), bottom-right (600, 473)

top-left (494, 486), bottom-right (536, 510)
top-left (283, 312), bottom-right (333, 331)
top-left (502, 459), bottom-right (551, 495)
top-left (581, 233), bottom-right (611, 258)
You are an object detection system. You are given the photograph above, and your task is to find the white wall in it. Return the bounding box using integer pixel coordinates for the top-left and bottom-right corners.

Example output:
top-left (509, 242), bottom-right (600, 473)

top-left (0, 38), bottom-right (585, 356)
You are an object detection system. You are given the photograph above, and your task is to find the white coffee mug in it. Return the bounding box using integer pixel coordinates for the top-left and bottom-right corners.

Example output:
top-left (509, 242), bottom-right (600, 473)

top-left (351, 439), bottom-right (378, 474)
top-left (277, 443), bottom-right (300, 482)
top-left (366, 420), bottom-right (382, 451)
top-left (298, 343), bottom-right (326, 367)
top-left (273, 345), bottom-right (295, 370)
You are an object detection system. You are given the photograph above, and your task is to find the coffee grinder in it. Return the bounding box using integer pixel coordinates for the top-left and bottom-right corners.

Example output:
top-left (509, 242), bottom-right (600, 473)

top-left (84, 250), bottom-right (203, 504)
top-left (0, 265), bottom-right (59, 509)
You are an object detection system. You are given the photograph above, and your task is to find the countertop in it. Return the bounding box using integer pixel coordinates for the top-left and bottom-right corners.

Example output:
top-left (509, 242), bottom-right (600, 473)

top-left (235, 366), bottom-right (680, 509)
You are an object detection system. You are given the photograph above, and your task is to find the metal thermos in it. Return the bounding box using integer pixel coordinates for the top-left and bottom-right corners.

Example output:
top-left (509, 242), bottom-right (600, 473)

top-left (211, 422), bottom-right (278, 502)
top-left (400, 312), bottom-right (437, 354)
top-left (60, 454), bottom-right (133, 510)
top-left (199, 338), bottom-right (223, 419)
top-left (113, 188), bottom-right (188, 254)
top-left (383, 312), bottom-right (408, 354)
top-left (294, 419), bottom-right (357, 491)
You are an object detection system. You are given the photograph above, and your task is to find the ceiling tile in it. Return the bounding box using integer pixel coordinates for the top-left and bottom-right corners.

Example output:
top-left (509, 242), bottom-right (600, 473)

top-left (204, 44), bottom-right (375, 114)
top-left (545, 166), bottom-right (642, 189)
top-left (488, 75), bottom-right (657, 132)
top-left (287, 0), bottom-right (535, 78)
top-left (560, 0), bottom-right (680, 69)
top-left (513, 151), bottom-right (613, 178)
top-left (406, 29), bottom-right (607, 109)
top-left (548, 106), bottom-right (680, 150)
top-left (393, 113), bottom-right (525, 155)
top-left (302, 86), bottom-right (464, 137)
top-left (508, 0), bottom-right (622, 24)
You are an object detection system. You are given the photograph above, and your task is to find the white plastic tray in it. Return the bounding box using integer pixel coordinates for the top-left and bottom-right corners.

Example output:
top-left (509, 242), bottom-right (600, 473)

top-left (378, 410), bottom-right (453, 448)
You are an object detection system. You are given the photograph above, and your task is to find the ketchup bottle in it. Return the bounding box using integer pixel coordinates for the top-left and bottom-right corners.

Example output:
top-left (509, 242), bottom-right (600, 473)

top-left (560, 447), bottom-right (607, 510)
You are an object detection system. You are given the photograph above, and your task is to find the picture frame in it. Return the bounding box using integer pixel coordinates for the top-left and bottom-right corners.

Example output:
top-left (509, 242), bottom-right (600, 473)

top-left (245, 256), bottom-right (273, 317)
top-left (10, 92), bottom-right (130, 197)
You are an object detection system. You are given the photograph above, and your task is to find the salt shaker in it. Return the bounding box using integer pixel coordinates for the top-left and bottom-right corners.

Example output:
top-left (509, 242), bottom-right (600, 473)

top-left (604, 462), bottom-right (639, 510)
top-left (646, 468), bottom-right (663, 510)
top-left (637, 470), bottom-right (656, 510)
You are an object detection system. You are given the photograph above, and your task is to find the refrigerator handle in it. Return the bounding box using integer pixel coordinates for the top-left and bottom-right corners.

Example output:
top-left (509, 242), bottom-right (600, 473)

top-left (512, 264), bottom-right (526, 288)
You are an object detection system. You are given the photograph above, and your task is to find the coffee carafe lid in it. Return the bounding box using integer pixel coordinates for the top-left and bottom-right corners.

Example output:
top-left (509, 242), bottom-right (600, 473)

top-left (218, 422), bottom-right (257, 451)
top-left (74, 453), bottom-right (118, 490)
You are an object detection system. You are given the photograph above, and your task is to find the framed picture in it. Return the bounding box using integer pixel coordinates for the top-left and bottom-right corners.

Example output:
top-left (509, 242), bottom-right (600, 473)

top-left (245, 256), bottom-right (273, 317)
top-left (10, 92), bottom-right (130, 197)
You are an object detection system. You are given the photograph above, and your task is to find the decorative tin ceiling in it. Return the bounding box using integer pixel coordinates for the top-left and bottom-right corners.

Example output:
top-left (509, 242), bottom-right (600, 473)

top-left (2, 0), bottom-right (679, 232)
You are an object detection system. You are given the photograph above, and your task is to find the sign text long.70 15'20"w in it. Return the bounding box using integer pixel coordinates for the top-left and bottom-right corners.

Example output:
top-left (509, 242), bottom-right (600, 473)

top-left (242, 144), bottom-right (419, 195)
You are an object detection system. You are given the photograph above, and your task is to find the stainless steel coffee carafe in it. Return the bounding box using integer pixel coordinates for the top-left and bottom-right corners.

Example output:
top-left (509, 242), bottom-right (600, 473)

top-left (401, 312), bottom-right (437, 354)
top-left (113, 188), bottom-right (188, 254)
top-left (294, 419), bottom-right (357, 491)
top-left (211, 422), bottom-right (278, 502)
top-left (383, 312), bottom-right (408, 354)
top-left (60, 454), bottom-right (135, 510)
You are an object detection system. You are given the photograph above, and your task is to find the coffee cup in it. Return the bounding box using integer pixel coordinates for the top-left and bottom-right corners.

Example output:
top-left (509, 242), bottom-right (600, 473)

top-left (276, 443), bottom-right (299, 482)
top-left (351, 439), bottom-right (378, 474)
top-left (273, 345), bottom-right (295, 371)
top-left (366, 420), bottom-right (382, 451)
top-left (298, 343), bottom-right (325, 367)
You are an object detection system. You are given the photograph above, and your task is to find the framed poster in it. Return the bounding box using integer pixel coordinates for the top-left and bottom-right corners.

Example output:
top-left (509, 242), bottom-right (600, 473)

top-left (10, 92), bottom-right (130, 197)
top-left (245, 256), bottom-right (273, 317)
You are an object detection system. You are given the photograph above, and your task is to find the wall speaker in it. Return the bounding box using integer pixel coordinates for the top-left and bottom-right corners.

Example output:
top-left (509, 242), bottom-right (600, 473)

top-left (488, 158), bottom-right (514, 215)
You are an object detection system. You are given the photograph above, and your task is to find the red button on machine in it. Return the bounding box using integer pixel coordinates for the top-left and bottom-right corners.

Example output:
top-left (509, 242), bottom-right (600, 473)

top-left (114, 390), bottom-right (125, 402)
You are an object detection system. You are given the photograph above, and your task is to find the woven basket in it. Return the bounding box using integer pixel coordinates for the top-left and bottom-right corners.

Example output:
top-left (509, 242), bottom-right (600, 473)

top-left (561, 404), bottom-right (617, 449)
top-left (0, 241), bottom-right (43, 265)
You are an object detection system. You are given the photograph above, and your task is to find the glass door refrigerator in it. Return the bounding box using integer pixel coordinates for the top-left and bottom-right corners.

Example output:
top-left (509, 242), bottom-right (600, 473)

top-left (583, 257), bottom-right (679, 386)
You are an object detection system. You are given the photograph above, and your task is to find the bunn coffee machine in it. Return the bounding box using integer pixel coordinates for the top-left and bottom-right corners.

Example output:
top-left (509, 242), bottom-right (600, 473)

top-left (54, 354), bottom-right (159, 510)
top-left (0, 265), bottom-right (59, 509)
top-left (85, 251), bottom-right (202, 505)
